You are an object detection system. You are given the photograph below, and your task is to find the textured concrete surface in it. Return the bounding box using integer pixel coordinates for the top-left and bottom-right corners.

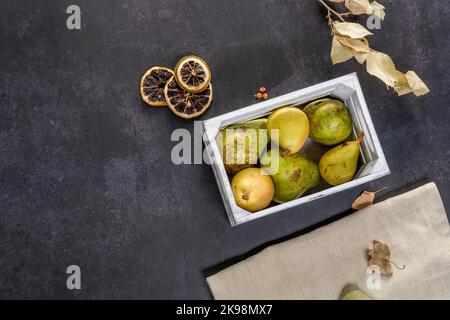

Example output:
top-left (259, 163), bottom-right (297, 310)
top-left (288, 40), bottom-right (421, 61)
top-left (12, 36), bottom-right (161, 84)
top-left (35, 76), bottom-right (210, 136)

top-left (0, 0), bottom-right (449, 299)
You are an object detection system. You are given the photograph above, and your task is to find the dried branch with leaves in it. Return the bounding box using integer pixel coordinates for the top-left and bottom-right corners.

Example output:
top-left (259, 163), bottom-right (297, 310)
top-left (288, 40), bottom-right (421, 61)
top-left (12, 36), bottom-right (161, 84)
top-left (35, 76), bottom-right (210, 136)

top-left (319, 0), bottom-right (429, 97)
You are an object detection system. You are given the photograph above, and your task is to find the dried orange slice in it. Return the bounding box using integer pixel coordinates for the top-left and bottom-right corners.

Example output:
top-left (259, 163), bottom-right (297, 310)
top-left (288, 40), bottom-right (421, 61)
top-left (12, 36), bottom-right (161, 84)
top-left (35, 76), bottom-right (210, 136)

top-left (164, 76), bottom-right (212, 119)
top-left (140, 66), bottom-right (174, 106)
top-left (174, 55), bottom-right (211, 93)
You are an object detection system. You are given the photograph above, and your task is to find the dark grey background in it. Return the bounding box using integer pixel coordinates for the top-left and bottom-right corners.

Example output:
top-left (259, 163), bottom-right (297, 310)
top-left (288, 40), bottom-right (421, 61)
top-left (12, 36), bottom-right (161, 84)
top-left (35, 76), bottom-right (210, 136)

top-left (0, 0), bottom-right (448, 299)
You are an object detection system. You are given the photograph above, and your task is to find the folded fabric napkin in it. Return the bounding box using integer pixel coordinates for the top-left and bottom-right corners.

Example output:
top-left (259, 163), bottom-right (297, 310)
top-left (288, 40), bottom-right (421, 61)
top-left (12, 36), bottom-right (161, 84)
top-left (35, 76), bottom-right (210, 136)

top-left (207, 183), bottom-right (450, 299)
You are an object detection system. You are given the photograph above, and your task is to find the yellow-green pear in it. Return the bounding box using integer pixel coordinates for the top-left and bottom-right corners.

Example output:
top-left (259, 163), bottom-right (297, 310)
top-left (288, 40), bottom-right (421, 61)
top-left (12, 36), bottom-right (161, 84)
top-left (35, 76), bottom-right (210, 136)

top-left (260, 150), bottom-right (320, 203)
top-left (319, 133), bottom-right (364, 186)
top-left (303, 98), bottom-right (352, 146)
top-left (267, 106), bottom-right (309, 156)
top-left (339, 284), bottom-right (373, 300)
top-left (231, 168), bottom-right (274, 212)
top-left (217, 119), bottom-right (269, 175)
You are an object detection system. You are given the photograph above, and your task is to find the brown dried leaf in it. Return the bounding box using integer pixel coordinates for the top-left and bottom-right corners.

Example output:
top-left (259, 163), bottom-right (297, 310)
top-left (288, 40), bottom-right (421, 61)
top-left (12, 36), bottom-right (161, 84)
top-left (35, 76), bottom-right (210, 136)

top-left (331, 36), bottom-right (354, 64)
top-left (343, 0), bottom-right (385, 18)
top-left (352, 49), bottom-right (369, 64)
top-left (333, 22), bottom-right (373, 39)
top-left (352, 191), bottom-right (375, 209)
top-left (405, 71), bottom-right (430, 96)
top-left (371, 1), bottom-right (386, 20)
top-left (345, 0), bottom-right (372, 15)
top-left (394, 71), bottom-right (430, 96)
top-left (336, 35), bottom-right (371, 53)
top-left (394, 72), bottom-right (413, 96)
top-left (368, 240), bottom-right (392, 276)
top-left (352, 187), bottom-right (386, 209)
top-left (366, 51), bottom-right (399, 87)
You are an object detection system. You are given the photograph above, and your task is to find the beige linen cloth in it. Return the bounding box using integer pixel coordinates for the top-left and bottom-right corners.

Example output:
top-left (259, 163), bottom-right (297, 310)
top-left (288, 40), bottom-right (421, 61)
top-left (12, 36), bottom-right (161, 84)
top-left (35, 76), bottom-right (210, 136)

top-left (207, 183), bottom-right (450, 299)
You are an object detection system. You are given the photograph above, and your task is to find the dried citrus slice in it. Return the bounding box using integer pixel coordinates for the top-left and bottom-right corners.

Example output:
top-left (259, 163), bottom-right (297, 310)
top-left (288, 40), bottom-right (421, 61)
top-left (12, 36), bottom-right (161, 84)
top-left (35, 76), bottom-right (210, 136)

top-left (140, 66), bottom-right (174, 106)
top-left (174, 55), bottom-right (211, 93)
top-left (164, 76), bottom-right (213, 119)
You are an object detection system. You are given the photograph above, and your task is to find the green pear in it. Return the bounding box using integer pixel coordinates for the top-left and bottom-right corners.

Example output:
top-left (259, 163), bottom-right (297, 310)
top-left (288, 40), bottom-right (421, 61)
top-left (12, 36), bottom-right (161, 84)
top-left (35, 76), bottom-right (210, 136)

top-left (319, 133), bottom-right (364, 186)
top-left (218, 119), bottom-right (269, 175)
top-left (267, 106), bottom-right (309, 156)
top-left (260, 150), bottom-right (320, 203)
top-left (303, 98), bottom-right (352, 146)
top-left (339, 284), bottom-right (373, 300)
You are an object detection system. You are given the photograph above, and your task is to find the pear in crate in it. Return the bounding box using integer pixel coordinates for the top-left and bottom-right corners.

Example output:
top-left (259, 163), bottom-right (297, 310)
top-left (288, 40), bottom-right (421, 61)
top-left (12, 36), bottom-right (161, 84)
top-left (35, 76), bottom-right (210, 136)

top-left (260, 149), bottom-right (320, 203)
top-left (231, 168), bottom-right (274, 212)
top-left (267, 106), bottom-right (309, 156)
top-left (319, 133), bottom-right (364, 186)
top-left (217, 119), bottom-right (269, 175)
top-left (303, 98), bottom-right (352, 146)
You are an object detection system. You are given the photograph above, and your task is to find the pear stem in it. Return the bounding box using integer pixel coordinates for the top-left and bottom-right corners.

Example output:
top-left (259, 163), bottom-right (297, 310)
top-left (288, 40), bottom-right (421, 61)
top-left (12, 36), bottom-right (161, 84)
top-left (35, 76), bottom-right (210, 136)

top-left (373, 187), bottom-right (387, 194)
top-left (281, 150), bottom-right (292, 157)
top-left (356, 132), bottom-right (365, 145)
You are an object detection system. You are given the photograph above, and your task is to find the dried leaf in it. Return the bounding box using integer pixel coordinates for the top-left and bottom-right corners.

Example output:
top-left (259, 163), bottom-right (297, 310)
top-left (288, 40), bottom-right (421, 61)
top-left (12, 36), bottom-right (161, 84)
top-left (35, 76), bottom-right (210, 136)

top-left (351, 41), bottom-right (369, 64)
top-left (370, 1), bottom-right (385, 9)
top-left (352, 191), bottom-right (375, 209)
top-left (345, 0), bottom-right (372, 15)
top-left (394, 72), bottom-right (413, 96)
top-left (405, 71), bottom-right (430, 96)
top-left (394, 71), bottom-right (430, 96)
top-left (343, 0), bottom-right (386, 17)
top-left (331, 36), bottom-right (354, 64)
top-left (333, 22), bottom-right (373, 39)
top-left (366, 51), bottom-right (399, 87)
top-left (353, 51), bottom-right (368, 64)
top-left (368, 240), bottom-right (392, 276)
top-left (352, 187), bottom-right (386, 209)
top-left (370, 1), bottom-right (386, 20)
top-left (336, 35), bottom-right (371, 53)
